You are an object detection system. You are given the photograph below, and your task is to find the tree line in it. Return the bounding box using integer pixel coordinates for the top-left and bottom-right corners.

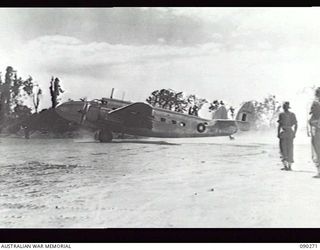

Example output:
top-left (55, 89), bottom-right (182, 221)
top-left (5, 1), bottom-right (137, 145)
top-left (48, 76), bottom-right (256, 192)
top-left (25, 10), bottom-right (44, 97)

top-left (0, 66), bottom-right (64, 131)
top-left (146, 88), bottom-right (233, 118)
top-left (0, 65), bottom-right (282, 133)
top-left (248, 94), bottom-right (282, 129)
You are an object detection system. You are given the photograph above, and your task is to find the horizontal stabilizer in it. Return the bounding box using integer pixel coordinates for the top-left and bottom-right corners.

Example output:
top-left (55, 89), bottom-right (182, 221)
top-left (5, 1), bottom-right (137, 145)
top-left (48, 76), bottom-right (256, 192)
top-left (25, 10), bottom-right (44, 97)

top-left (212, 106), bottom-right (228, 120)
top-left (235, 120), bottom-right (251, 131)
top-left (210, 119), bottom-right (237, 127)
top-left (209, 119), bottom-right (238, 134)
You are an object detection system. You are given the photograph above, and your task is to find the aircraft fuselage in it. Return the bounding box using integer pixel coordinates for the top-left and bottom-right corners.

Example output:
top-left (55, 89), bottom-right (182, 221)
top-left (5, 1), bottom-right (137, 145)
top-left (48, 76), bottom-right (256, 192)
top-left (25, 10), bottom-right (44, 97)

top-left (56, 98), bottom-right (238, 139)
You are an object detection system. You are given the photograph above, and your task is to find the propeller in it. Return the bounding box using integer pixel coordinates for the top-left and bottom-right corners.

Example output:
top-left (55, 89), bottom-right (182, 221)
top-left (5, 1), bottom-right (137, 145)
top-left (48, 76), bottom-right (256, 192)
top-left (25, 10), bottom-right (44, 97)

top-left (78, 101), bottom-right (91, 124)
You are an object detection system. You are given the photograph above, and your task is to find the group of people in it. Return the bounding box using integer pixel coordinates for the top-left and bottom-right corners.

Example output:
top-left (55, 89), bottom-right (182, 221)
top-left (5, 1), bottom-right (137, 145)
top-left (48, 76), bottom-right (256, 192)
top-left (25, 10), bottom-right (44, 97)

top-left (278, 87), bottom-right (320, 177)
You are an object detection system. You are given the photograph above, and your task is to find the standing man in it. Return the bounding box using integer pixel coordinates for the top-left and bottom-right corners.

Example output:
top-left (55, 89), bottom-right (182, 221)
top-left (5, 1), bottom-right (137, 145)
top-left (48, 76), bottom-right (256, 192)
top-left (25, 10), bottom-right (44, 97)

top-left (308, 87), bottom-right (320, 177)
top-left (277, 101), bottom-right (298, 171)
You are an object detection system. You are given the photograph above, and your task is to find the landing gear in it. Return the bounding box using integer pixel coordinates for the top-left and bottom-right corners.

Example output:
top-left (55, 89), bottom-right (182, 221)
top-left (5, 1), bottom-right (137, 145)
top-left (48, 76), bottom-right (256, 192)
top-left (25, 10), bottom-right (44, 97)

top-left (24, 126), bottom-right (30, 139)
top-left (229, 135), bottom-right (235, 140)
top-left (97, 128), bottom-right (113, 143)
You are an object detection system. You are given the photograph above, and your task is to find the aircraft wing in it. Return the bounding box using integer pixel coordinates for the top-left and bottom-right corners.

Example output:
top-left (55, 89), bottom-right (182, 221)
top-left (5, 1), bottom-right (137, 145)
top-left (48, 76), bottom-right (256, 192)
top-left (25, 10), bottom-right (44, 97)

top-left (108, 102), bottom-right (154, 129)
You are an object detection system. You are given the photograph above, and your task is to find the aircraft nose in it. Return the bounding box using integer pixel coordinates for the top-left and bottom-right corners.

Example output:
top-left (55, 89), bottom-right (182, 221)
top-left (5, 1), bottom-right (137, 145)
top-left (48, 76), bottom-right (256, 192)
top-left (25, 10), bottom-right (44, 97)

top-left (55, 101), bottom-right (84, 123)
top-left (56, 104), bottom-right (67, 114)
top-left (55, 102), bottom-right (80, 120)
top-left (55, 103), bottom-right (70, 120)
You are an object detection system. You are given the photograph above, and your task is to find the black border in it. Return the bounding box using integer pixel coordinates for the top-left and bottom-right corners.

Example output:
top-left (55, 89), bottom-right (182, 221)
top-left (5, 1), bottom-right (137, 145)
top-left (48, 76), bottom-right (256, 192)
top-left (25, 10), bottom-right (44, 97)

top-left (0, 229), bottom-right (319, 243)
top-left (0, 0), bottom-right (315, 7)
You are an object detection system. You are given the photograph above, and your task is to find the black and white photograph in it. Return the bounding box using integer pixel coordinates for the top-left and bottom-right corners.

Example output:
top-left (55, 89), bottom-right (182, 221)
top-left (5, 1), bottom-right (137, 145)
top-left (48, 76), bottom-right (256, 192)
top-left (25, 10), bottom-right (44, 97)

top-left (0, 7), bottom-right (320, 231)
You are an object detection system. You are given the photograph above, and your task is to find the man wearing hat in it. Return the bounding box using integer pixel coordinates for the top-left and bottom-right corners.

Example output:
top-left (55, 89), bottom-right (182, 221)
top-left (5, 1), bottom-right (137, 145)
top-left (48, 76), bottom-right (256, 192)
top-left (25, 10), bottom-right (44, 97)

top-left (277, 101), bottom-right (298, 170)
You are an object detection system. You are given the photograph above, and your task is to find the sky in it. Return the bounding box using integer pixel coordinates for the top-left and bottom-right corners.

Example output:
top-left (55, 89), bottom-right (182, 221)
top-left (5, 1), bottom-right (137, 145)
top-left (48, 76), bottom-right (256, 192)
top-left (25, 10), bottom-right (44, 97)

top-left (1, 7), bottom-right (320, 122)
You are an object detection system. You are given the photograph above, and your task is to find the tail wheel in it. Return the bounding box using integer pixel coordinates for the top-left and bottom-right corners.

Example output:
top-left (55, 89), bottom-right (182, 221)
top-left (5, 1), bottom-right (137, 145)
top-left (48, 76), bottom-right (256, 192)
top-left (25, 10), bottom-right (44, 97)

top-left (98, 128), bottom-right (113, 143)
top-left (197, 123), bottom-right (206, 133)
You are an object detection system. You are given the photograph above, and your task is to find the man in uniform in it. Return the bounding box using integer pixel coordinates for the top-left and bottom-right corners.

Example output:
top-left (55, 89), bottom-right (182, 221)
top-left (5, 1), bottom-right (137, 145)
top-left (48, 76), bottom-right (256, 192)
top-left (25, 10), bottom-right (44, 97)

top-left (308, 87), bottom-right (320, 177)
top-left (277, 101), bottom-right (298, 171)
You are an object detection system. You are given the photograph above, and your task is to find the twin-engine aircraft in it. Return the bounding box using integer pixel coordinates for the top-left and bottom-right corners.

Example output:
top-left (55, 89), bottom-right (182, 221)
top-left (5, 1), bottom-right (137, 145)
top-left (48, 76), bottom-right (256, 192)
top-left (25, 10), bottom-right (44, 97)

top-left (56, 98), bottom-right (253, 142)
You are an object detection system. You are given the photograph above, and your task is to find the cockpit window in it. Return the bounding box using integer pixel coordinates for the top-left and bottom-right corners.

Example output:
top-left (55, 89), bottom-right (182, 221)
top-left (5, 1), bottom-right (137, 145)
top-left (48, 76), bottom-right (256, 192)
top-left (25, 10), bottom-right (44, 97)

top-left (161, 118), bottom-right (166, 122)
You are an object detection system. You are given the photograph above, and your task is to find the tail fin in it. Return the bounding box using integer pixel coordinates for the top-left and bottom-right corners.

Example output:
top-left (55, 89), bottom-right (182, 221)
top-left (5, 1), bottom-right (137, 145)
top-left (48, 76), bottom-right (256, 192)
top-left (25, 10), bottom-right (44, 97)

top-left (212, 105), bottom-right (228, 119)
top-left (235, 101), bottom-right (255, 131)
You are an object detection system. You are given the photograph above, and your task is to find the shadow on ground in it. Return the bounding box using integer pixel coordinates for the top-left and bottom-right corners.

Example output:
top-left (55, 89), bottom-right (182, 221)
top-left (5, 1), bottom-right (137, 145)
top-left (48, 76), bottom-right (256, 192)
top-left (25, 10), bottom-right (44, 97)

top-left (77, 140), bottom-right (180, 146)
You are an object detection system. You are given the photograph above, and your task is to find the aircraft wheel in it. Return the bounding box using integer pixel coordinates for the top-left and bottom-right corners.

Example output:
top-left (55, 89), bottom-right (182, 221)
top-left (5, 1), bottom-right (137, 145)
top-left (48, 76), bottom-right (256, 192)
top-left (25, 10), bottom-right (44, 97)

top-left (24, 127), bottom-right (30, 139)
top-left (98, 128), bottom-right (113, 143)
